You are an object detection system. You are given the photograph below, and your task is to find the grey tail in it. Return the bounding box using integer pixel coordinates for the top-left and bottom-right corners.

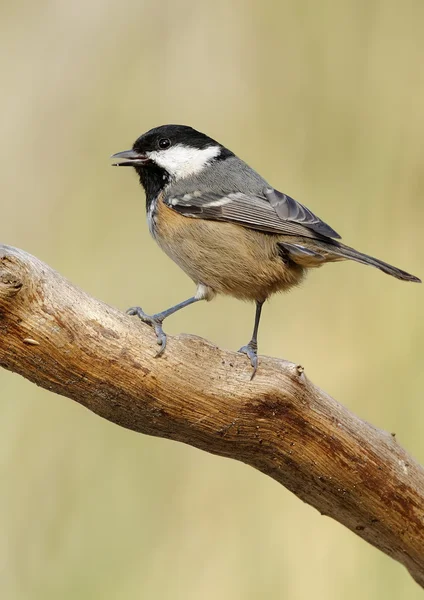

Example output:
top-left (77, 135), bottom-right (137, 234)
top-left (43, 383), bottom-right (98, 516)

top-left (328, 242), bottom-right (421, 283)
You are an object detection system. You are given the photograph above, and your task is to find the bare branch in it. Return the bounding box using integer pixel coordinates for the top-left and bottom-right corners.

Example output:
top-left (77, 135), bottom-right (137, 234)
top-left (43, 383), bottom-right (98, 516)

top-left (0, 244), bottom-right (423, 587)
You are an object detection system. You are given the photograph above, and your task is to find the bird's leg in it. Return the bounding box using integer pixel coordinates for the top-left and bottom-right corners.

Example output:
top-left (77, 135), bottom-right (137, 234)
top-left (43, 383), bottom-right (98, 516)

top-left (238, 300), bottom-right (264, 379)
top-left (127, 296), bottom-right (201, 357)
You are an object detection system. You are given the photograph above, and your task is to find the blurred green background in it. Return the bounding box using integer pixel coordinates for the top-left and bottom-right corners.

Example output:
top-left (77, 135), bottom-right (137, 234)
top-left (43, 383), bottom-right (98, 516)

top-left (1, 1), bottom-right (423, 598)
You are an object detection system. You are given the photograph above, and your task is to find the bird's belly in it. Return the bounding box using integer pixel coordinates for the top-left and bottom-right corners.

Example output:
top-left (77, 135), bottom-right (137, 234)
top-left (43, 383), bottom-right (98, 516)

top-left (152, 200), bottom-right (304, 301)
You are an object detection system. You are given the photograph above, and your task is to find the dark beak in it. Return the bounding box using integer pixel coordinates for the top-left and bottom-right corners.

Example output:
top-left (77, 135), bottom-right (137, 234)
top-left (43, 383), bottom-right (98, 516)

top-left (111, 149), bottom-right (148, 166)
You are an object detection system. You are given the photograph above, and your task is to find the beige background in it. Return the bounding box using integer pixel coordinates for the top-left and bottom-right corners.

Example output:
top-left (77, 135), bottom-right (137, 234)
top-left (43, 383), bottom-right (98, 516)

top-left (1, 1), bottom-right (423, 598)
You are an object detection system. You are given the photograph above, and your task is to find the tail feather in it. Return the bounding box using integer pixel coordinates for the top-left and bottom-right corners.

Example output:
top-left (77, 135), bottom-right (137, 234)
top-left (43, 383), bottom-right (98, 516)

top-left (323, 242), bottom-right (421, 282)
top-left (281, 240), bottom-right (421, 282)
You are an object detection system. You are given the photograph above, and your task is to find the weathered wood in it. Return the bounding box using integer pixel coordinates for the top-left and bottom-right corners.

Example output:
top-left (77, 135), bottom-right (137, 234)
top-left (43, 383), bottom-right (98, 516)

top-left (0, 244), bottom-right (423, 587)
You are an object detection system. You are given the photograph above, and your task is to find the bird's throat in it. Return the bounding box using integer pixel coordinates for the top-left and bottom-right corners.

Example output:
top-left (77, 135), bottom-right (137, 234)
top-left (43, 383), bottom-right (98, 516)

top-left (135, 164), bottom-right (170, 213)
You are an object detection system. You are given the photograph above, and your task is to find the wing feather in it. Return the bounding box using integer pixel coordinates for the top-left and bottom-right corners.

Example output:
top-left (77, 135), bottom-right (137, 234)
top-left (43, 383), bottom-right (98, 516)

top-left (165, 188), bottom-right (341, 240)
top-left (264, 188), bottom-right (340, 238)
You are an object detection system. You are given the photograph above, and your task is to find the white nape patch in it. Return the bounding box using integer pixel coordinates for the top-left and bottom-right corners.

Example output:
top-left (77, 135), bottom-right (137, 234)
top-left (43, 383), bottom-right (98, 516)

top-left (147, 144), bottom-right (221, 180)
top-left (203, 196), bottom-right (232, 208)
top-left (195, 283), bottom-right (215, 301)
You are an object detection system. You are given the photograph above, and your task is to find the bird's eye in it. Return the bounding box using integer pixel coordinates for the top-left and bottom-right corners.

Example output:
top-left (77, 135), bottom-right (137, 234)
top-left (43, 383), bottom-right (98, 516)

top-left (158, 138), bottom-right (171, 149)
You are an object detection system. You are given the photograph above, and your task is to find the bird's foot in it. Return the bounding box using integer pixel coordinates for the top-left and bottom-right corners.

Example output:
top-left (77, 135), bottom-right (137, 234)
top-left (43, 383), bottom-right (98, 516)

top-left (238, 341), bottom-right (258, 380)
top-left (126, 306), bottom-right (167, 357)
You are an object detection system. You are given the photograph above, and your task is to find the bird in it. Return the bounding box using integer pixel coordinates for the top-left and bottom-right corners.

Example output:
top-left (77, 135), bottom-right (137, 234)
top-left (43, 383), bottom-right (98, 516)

top-left (111, 124), bottom-right (420, 377)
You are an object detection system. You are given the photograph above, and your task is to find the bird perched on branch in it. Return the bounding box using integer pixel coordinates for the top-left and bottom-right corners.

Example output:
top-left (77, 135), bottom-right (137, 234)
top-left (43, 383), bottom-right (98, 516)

top-left (112, 124), bottom-right (420, 377)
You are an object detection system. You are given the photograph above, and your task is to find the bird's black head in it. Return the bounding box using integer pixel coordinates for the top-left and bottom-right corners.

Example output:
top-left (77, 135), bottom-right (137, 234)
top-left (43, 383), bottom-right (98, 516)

top-left (133, 124), bottom-right (227, 156)
top-left (111, 124), bottom-right (233, 203)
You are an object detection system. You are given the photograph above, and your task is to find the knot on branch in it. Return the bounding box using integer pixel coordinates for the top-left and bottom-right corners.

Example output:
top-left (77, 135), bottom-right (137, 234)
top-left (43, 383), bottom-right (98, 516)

top-left (0, 251), bottom-right (24, 299)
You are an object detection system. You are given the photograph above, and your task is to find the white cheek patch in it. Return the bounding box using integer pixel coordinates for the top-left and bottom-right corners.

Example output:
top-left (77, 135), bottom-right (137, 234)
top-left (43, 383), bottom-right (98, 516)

top-left (147, 144), bottom-right (221, 180)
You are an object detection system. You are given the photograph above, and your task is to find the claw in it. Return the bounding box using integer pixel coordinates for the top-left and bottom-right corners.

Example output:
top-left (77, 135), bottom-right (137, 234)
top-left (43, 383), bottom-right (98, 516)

top-left (153, 325), bottom-right (167, 357)
top-left (238, 343), bottom-right (259, 380)
top-left (126, 306), bottom-right (168, 357)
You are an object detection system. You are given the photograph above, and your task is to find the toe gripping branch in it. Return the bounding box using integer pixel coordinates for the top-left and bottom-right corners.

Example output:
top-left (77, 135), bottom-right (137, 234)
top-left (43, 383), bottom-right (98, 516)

top-left (238, 341), bottom-right (258, 380)
top-left (126, 307), bottom-right (168, 356)
top-left (126, 296), bottom-right (201, 358)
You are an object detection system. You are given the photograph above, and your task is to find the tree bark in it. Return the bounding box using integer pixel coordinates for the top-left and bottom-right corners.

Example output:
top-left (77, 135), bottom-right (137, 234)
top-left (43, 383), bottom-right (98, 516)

top-left (0, 244), bottom-right (423, 587)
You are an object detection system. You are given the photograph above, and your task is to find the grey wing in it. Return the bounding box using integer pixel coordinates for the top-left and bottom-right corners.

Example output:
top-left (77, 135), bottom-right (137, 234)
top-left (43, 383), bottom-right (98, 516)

top-left (264, 188), bottom-right (340, 239)
top-left (165, 188), bottom-right (341, 240)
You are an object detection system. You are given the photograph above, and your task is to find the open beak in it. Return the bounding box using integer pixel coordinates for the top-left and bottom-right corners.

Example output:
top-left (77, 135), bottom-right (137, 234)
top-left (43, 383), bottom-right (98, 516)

top-left (111, 149), bottom-right (148, 166)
